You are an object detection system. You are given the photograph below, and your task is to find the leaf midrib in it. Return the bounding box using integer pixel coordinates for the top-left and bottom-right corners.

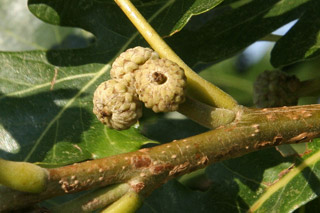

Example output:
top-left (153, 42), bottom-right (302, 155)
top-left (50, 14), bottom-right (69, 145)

top-left (249, 149), bottom-right (320, 211)
top-left (0, 72), bottom-right (96, 100)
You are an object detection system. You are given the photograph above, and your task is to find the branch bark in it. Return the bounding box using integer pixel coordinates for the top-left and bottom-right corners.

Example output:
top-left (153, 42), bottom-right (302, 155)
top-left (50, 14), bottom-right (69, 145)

top-left (1, 104), bottom-right (320, 211)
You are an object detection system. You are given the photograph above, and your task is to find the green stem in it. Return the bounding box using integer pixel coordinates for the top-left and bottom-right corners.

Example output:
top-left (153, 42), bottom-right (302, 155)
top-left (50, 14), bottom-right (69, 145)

top-left (101, 191), bottom-right (142, 213)
top-left (52, 184), bottom-right (130, 213)
top-left (178, 96), bottom-right (236, 129)
top-left (0, 158), bottom-right (48, 193)
top-left (297, 77), bottom-right (320, 97)
top-left (114, 0), bottom-right (238, 109)
top-left (178, 168), bottom-right (212, 191)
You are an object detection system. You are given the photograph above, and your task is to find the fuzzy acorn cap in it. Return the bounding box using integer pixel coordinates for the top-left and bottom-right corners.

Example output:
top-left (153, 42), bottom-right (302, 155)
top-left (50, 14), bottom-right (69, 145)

top-left (110, 46), bottom-right (159, 88)
top-left (253, 70), bottom-right (300, 108)
top-left (93, 79), bottom-right (142, 130)
top-left (135, 58), bottom-right (187, 112)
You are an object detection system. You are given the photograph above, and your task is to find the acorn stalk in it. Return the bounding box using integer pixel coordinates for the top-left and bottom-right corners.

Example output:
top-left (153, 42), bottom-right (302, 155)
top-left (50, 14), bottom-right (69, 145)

top-left (178, 96), bottom-right (237, 129)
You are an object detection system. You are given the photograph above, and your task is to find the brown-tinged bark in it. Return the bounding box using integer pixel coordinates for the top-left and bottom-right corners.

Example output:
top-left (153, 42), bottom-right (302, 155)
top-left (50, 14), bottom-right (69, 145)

top-left (1, 104), bottom-right (320, 211)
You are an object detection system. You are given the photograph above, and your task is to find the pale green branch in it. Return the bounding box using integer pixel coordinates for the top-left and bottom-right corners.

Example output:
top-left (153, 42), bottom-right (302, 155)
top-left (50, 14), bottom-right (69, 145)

top-left (101, 191), bottom-right (142, 213)
top-left (0, 158), bottom-right (48, 193)
top-left (52, 184), bottom-right (130, 213)
top-left (2, 104), bottom-right (320, 211)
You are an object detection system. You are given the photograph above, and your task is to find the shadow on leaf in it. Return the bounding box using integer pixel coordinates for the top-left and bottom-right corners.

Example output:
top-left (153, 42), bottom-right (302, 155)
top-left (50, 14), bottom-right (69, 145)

top-left (28, 0), bottom-right (137, 66)
top-left (0, 89), bottom-right (93, 164)
top-left (166, 0), bottom-right (310, 66)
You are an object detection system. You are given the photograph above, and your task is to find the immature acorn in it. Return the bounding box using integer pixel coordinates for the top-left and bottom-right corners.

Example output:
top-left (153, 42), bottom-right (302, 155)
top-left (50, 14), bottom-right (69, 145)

top-left (253, 70), bottom-right (300, 108)
top-left (110, 46), bottom-right (159, 88)
top-left (93, 79), bottom-right (142, 130)
top-left (135, 58), bottom-right (187, 112)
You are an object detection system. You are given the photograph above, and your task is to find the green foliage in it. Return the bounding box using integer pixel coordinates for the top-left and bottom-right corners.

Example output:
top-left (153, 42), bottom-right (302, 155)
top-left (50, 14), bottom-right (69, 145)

top-left (169, 0), bottom-right (224, 35)
top-left (166, 0), bottom-right (315, 67)
top-left (1, 0), bottom-right (320, 211)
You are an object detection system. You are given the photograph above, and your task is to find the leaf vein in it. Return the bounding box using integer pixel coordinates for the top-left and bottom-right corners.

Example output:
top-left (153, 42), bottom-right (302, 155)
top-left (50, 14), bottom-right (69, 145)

top-left (221, 162), bottom-right (267, 187)
top-left (249, 149), bottom-right (320, 211)
top-left (23, 64), bottom-right (110, 161)
top-left (0, 72), bottom-right (96, 100)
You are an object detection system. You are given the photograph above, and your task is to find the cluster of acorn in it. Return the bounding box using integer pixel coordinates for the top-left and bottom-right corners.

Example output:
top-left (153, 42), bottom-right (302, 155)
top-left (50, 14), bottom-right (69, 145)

top-left (253, 70), bottom-right (300, 108)
top-left (93, 47), bottom-right (187, 130)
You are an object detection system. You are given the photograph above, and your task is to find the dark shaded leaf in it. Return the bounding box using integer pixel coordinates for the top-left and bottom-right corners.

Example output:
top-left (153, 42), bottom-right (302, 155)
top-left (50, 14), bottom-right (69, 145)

top-left (271, 0), bottom-right (320, 67)
top-left (167, 0), bottom-right (311, 66)
top-left (169, 0), bottom-right (224, 36)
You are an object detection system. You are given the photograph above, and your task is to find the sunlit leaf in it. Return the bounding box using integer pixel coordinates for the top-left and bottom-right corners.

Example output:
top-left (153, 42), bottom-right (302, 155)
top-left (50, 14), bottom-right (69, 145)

top-left (0, 0), bottom-right (90, 51)
top-left (169, 0), bottom-right (224, 36)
